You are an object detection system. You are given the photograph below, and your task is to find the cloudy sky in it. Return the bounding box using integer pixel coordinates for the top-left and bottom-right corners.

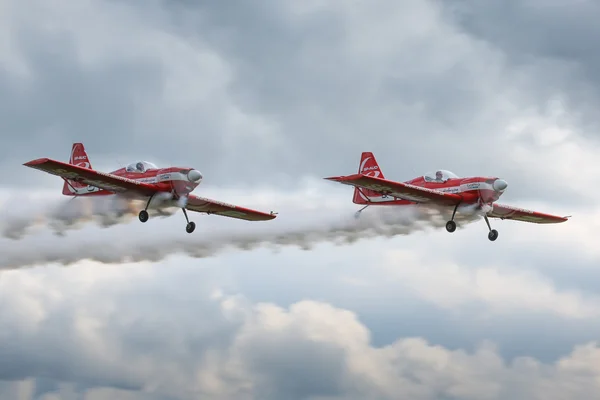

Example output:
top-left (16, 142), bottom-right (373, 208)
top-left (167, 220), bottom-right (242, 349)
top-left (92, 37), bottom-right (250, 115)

top-left (1, 0), bottom-right (600, 399)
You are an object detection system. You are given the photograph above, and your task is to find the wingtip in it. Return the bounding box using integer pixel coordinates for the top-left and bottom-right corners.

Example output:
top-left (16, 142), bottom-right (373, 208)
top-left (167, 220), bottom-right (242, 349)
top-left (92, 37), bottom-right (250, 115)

top-left (23, 158), bottom-right (49, 167)
top-left (267, 211), bottom-right (278, 219)
top-left (324, 174), bottom-right (359, 181)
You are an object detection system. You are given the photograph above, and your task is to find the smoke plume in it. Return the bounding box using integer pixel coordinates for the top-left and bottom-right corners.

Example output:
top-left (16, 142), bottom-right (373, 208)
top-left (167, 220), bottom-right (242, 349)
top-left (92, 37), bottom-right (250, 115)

top-left (0, 190), bottom-right (483, 270)
top-left (0, 192), bottom-right (179, 239)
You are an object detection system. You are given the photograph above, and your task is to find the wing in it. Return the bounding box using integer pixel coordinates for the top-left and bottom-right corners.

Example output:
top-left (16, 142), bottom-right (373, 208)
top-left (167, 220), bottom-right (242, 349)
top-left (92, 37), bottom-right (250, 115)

top-left (185, 194), bottom-right (277, 221)
top-left (487, 203), bottom-right (570, 224)
top-left (324, 174), bottom-right (462, 205)
top-left (24, 158), bottom-right (158, 196)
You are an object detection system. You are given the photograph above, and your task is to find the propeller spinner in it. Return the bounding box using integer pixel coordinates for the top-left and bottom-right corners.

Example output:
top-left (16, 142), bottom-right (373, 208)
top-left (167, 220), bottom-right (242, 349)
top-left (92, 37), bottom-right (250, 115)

top-left (493, 179), bottom-right (507, 192)
top-left (187, 169), bottom-right (203, 182)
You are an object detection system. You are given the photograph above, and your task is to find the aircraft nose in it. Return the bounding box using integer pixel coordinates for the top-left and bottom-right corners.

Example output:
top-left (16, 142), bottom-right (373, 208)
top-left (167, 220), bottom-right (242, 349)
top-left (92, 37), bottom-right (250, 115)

top-left (187, 169), bottom-right (203, 183)
top-left (493, 179), bottom-right (508, 192)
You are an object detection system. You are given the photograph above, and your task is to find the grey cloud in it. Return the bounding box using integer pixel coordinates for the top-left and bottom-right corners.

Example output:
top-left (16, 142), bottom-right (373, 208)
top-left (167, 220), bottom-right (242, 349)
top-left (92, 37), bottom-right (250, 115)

top-left (1, 265), bottom-right (600, 400)
top-left (2, 0), bottom-right (233, 186)
top-left (211, 227), bottom-right (600, 364)
top-left (0, 266), bottom-right (242, 398)
top-left (235, 276), bottom-right (600, 365)
top-left (0, 27), bottom-right (164, 165)
top-left (0, 0), bottom-right (596, 209)
top-left (1, 1), bottom-right (599, 397)
top-left (440, 0), bottom-right (600, 135)
top-left (242, 336), bottom-right (346, 400)
top-left (226, 220), bottom-right (600, 363)
top-left (0, 173), bottom-right (595, 369)
top-left (450, 235), bottom-right (600, 295)
top-left (162, 0), bottom-right (598, 201)
top-left (1, 179), bottom-right (597, 366)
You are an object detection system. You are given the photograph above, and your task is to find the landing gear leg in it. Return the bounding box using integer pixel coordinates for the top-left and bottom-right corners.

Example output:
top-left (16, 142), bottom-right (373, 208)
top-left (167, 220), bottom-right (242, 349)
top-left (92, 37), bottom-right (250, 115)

top-left (182, 208), bottom-right (195, 233)
top-left (445, 203), bottom-right (459, 233)
top-left (138, 194), bottom-right (155, 223)
top-left (354, 204), bottom-right (369, 219)
top-left (484, 215), bottom-right (498, 241)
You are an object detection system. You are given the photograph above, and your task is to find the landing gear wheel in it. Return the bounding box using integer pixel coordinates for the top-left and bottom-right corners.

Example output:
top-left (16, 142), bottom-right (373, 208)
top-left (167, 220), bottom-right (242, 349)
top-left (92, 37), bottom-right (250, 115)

top-left (445, 220), bottom-right (456, 233)
top-left (445, 203), bottom-right (460, 233)
top-left (186, 221), bottom-right (196, 233)
top-left (138, 210), bottom-right (149, 223)
top-left (488, 229), bottom-right (498, 241)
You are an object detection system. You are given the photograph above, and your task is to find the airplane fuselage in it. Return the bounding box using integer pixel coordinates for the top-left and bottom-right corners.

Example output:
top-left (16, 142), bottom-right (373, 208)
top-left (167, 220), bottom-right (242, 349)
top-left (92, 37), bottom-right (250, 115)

top-left (367, 176), bottom-right (507, 206)
top-left (405, 176), bottom-right (506, 204)
top-left (67, 166), bottom-right (203, 199)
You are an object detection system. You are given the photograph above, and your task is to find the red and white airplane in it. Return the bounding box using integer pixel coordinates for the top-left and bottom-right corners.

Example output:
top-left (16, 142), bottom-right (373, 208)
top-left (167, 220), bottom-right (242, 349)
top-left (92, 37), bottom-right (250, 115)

top-left (24, 143), bottom-right (277, 233)
top-left (325, 152), bottom-right (570, 241)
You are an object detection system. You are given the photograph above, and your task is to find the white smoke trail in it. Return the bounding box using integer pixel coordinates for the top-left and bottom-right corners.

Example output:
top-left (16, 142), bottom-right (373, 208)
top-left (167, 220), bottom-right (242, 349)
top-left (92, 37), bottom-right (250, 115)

top-left (0, 190), bottom-right (484, 270)
top-left (0, 192), bottom-right (179, 239)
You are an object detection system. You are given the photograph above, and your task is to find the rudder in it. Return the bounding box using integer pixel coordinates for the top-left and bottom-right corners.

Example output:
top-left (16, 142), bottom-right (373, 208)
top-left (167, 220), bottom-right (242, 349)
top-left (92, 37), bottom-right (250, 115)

top-left (352, 152), bottom-right (386, 204)
top-left (62, 143), bottom-right (93, 195)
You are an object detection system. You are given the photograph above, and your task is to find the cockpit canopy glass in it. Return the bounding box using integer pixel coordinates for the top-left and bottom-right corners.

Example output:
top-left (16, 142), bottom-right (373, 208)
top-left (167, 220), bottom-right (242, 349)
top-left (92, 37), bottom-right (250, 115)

top-left (423, 170), bottom-right (459, 183)
top-left (125, 161), bottom-right (158, 173)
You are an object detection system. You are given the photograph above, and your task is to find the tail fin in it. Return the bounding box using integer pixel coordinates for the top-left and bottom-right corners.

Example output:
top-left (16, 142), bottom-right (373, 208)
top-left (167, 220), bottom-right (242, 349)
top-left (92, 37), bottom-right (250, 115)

top-left (352, 152), bottom-right (386, 204)
top-left (62, 143), bottom-right (92, 195)
top-left (357, 152), bottom-right (384, 178)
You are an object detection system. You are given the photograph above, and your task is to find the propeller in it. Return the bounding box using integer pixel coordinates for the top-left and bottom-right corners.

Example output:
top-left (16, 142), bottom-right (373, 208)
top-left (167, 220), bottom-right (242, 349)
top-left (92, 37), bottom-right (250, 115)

top-left (169, 169), bottom-right (203, 193)
top-left (167, 168), bottom-right (202, 207)
top-left (477, 177), bottom-right (508, 215)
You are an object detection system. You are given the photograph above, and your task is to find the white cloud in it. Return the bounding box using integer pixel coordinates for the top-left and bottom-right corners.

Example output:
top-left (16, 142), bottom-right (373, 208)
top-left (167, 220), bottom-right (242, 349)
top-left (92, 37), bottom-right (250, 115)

top-left (502, 109), bottom-right (600, 202)
top-left (1, 0), bottom-right (599, 399)
top-left (380, 248), bottom-right (600, 318)
top-left (1, 264), bottom-right (599, 400)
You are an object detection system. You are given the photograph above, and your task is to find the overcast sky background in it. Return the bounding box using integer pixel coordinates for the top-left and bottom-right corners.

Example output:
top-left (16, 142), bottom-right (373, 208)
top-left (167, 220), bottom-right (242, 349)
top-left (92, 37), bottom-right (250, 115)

top-left (1, 0), bottom-right (600, 399)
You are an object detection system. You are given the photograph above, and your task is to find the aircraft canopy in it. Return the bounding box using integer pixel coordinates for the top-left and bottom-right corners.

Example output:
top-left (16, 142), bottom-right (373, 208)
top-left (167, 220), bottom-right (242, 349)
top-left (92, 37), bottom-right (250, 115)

top-left (126, 161), bottom-right (158, 173)
top-left (423, 170), bottom-right (459, 183)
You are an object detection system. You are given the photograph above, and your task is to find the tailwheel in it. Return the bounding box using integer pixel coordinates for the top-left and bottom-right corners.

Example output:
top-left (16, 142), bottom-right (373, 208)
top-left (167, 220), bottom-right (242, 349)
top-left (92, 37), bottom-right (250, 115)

top-left (186, 221), bottom-right (196, 233)
top-left (138, 210), bottom-right (149, 223)
top-left (354, 204), bottom-right (369, 219)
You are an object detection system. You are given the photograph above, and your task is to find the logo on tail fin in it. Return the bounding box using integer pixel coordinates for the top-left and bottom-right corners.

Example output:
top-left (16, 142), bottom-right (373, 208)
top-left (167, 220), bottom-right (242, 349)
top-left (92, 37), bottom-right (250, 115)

top-left (69, 143), bottom-right (91, 169)
top-left (73, 154), bottom-right (89, 168)
top-left (359, 157), bottom-right (381, 177)
top-left (359, 154), bottom-right (383, 178)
